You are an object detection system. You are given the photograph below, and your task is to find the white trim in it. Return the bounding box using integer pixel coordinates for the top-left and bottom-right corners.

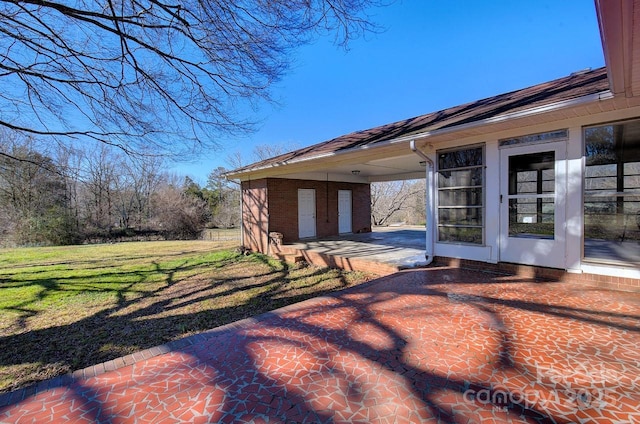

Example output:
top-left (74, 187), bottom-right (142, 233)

top-left (410, 141), bottom-right (435, 264)
top-left (565, 126), bottom-right (584, 272)
top-left (581, 262), bottom-right (640, 279)
top-left (595, 0), bottom-right (634, 96)
top-left (498, 141), bottom-right (568, 269)
top-left (484, 140), bottom-right (500, 263)
top-left (435, 243), bottom-right (495, 263)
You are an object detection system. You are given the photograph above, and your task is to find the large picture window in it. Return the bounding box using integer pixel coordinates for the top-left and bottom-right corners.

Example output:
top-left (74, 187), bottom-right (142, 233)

top-left (437, 145), bottom-right (484, 244)
top-left (584, 120), bottom-right (640, 263)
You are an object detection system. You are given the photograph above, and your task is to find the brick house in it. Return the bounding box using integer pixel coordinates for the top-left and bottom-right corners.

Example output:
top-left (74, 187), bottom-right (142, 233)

top-left (226, 0), bottom-right (640, 291)
top-left (239, 178), bottom-right (371, 254)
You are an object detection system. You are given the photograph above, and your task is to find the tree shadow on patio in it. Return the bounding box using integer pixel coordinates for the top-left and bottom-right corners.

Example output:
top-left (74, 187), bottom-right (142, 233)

top-left (6, 267), bottom-right (637, 422)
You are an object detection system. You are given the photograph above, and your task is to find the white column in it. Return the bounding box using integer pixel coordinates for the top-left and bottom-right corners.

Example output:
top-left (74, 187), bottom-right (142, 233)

top-left (565, 126), bottom-right (584, 273)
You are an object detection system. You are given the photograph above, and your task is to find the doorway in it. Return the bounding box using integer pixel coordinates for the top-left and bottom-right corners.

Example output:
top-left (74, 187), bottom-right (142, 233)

top-left (298, 189), bottom-right (316, 239)
top-left (499, 141), bottom-right (566, 268)
top-left (338, 190), bottom-right (352, 234)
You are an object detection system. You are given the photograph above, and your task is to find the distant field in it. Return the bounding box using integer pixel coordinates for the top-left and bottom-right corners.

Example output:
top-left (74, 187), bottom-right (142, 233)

top-left (0, 240), bottom-right (372, 393)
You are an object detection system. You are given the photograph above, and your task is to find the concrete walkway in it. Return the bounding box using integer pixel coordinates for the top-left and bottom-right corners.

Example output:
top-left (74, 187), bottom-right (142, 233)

top-left (1, 267), bottom-right (639, 423)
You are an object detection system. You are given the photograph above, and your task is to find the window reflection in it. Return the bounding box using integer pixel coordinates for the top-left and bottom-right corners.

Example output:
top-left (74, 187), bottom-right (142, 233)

top-left (584, 121), bottom-right (640, 263)
top-left (507, 152), bottom-right (555, 239)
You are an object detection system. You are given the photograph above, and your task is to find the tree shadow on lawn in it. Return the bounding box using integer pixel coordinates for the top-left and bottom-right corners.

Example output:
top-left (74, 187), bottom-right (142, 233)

top-left (0, 251), bottom-right (251, 324)
top-left (0, 255), bottom-right (357, 392)
top-left (0, 248), bottom-right (224, 286)
top-left (4, 267), bottom-right (639, 422)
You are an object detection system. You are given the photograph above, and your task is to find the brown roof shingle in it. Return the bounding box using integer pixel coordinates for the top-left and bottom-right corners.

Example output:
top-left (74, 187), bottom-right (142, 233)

top-left (229, 67), bottom-right (609, 175)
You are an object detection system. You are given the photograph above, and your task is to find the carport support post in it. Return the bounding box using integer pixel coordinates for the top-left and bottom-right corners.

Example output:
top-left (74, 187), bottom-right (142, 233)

top-left (410, 140), bottom-right (434, 265)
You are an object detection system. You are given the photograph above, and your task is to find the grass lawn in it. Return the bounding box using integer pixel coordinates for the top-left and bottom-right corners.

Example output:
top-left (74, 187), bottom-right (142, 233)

top-left (0, 240), bottom-right (373, 393)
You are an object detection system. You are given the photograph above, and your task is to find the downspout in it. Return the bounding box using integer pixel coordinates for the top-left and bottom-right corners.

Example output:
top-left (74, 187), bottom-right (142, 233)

top-left (239, 179), bottom-right (245, 249)
top-left (410, 140), bottom-right (434, 265)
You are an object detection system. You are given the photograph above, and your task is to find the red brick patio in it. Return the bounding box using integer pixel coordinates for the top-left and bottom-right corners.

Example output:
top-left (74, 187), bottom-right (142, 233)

top-left (1, 267), bottom-right (639, 423)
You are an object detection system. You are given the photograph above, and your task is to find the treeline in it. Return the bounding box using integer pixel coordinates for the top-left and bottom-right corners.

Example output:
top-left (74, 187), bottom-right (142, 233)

top-left (0, 134), bottom-right (239, 247)
top-left (371, 180), bottom-right (426, 226)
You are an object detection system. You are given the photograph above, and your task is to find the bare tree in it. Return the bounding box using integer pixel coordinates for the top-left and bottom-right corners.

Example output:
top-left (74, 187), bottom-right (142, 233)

top-left (207, 166), bottom-right (240, 228)
top-left (80, 144), bottom-right (120, 233)
top-left (0, 0), bottom-right (382, 158)
top-left (114, 155), bottom-right (163, 229)
top-left (0, 132), bottom-right (231, 245)
top-left (0, 132), bottom-right (74, 245)
top-left (371, 180), bottom-right (424, 226)
top-left (56, 145), bottom-right (84, 233)
top-left (151, 175), bottom-right (209, 238)
top-left (252, 143), bottom-right (299, 161)
top-left (225, 142), bottom-right (298, 170)
top-left (210, 142), bottom-right (298, 228)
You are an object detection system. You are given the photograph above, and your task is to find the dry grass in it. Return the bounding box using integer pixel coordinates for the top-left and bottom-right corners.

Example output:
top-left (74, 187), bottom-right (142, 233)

top-left (0, 240), bottom-right (373, 393)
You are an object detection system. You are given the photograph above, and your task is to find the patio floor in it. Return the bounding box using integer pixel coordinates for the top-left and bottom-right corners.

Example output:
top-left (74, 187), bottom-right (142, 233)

top-left (274, 226), bottom-right (430, 274)
top-left (1, 267), bottom-right (639, 423)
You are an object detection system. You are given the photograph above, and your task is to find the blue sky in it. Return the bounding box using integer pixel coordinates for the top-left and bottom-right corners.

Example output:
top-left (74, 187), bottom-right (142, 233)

top-left (174, 0), bottom-right (605, 184)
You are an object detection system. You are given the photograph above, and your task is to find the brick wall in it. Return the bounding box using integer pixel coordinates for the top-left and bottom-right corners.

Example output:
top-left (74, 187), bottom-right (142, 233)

top-left (433, 256), bottom-right (640, 292)
top-left (241, 179), bottom-right (268, 252)
top-left (241, 178), bottom-right (371, 253)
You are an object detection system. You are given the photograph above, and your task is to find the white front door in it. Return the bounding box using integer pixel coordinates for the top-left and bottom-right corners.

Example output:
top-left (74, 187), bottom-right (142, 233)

top-left (298, 189), bottom-right (316, 239)
top-left (499, 141), bottom-right (567, 269)
top-left (338, 190), bottom-right (352, 234)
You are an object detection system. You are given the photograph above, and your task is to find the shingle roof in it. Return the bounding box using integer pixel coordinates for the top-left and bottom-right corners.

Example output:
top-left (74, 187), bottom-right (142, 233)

top-left (228, 67), bottom-right (609, 175)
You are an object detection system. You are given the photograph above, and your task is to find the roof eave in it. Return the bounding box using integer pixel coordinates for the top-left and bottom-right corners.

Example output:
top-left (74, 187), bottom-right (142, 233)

top-left (596, 0), bottom-right (635, 97)
top-left (225, 90), bottom-right (613, 180)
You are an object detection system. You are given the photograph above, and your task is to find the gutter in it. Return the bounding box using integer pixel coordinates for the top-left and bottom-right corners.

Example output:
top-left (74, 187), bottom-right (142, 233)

top-left (410, 140), bottom-right (434, 266)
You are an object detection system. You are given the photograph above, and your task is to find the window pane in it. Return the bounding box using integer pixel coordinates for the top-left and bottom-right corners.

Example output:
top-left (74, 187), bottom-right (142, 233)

top-left (584, 120), bottom-right (640, 262)
top-left (585, 164), bottom-right (617, 191)
top-left (438, 188), bottom-right (483, 207)
top-left (438, 207), bottom-right (483, 226)
top-left (509, 198), bottom-right (554, 238)
top-left (542, 169), bottom-right (555, 193)
top-left (438, 168), bottom-right (483, 188)
top-left (514, 170), bottom-right (536, 194)
top-left (438, 147), bottom-right (483, 169)
top-left (437, 145), bottom-right (484, 245)
top-left (438, 227), bottom-right (483, 244)
top-left (624, 162), bottom-right (640, 192)
top-left (508, 152), bottom-right (555, 196)
top-left (499, 129), bottom-right (568, 147)
top-left (584, 125), bottom-right (616, 166)
top-left (584, 195), bottom-right (640, 241)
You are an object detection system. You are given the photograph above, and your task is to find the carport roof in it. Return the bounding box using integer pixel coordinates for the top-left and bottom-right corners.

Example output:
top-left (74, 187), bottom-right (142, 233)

top-left (226, 67), bottom-right (609, 179)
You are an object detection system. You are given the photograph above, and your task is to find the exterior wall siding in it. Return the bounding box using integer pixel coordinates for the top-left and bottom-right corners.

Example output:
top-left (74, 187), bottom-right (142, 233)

top-left (241, 178), bottom-right (371, 253)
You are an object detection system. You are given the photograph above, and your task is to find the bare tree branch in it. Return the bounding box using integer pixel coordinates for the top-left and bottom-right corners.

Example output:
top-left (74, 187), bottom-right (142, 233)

top-left (0, 0), bottom-right (384, 158)
top-left (371, 180), bottom-right (423, 226)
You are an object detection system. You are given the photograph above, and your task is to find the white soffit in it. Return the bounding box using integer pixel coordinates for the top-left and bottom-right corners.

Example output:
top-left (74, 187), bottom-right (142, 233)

top-left (596, 0), bottom-right (640, 97)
